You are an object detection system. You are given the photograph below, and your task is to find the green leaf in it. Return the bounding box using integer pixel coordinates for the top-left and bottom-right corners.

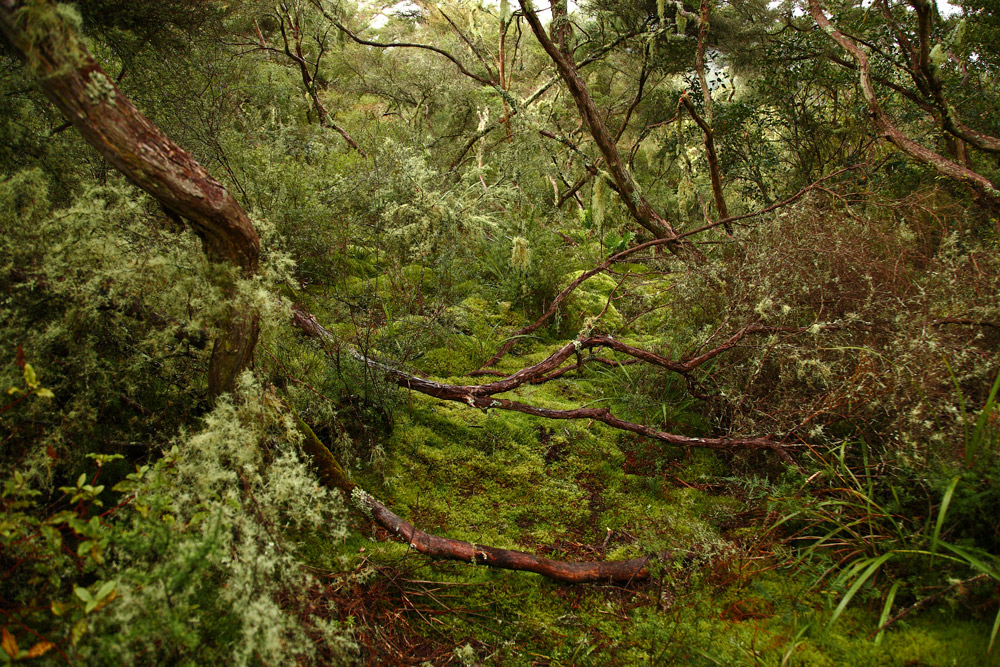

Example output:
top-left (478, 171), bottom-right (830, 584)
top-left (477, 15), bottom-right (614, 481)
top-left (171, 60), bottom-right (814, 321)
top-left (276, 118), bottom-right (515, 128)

top-left (931, 477), bottom-right (959, 554)
top-left (874, 581), bottom-right (899, 645)
top-left (96, 580), bottom-right (117, 600)
top-left (35, 387), bottom-right (54, 399)
top-left (74, 586), bottom-right (92, 603)
top-left (989, 605), bottom-right (1000, 655)
top-left (23, 363), bottom-right (37, 388)
top-left (828, 553), bottom-right (892, 629)
top-left (77, 540), bottom-right (93, 558)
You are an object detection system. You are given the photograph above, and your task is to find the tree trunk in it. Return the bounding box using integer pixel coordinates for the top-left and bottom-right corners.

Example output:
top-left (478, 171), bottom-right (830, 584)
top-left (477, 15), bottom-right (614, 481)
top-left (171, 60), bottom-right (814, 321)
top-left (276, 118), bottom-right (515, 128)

top-left (0, 0), bottom-right (260, 398)
top-left (518, 1), bottom-right (703, 262)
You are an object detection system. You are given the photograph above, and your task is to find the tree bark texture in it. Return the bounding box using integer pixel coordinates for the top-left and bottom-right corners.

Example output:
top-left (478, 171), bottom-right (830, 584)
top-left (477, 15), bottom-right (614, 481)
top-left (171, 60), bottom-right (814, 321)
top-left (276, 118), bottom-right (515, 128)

top-left (0, 0), bottom-right (261, 397)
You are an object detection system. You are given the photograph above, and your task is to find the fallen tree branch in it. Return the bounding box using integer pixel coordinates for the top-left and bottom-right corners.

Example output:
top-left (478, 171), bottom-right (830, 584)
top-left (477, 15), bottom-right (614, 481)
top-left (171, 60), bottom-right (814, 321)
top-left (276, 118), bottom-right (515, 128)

top-left (291, 306), bottom-right (800, 464)
top-left (290, 401), bottom-right (662, 582)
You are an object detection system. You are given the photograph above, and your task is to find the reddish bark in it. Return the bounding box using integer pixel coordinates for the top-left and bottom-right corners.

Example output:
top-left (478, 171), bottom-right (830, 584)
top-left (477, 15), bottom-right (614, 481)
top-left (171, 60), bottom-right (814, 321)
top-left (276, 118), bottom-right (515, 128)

top-left (275, 5), bottom-right (366, 156)
top-left (292, 306), bottom-right (797, 461)
top-left (0, 0), bottom-right (261, 397)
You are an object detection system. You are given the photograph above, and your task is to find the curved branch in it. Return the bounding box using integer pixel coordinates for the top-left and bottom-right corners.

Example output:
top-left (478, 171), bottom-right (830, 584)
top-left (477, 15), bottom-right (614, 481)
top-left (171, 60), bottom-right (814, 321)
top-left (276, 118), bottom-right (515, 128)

top-left (291, 393), bottom-right (662, 583)
top-left (275, 6), bottom-right (366, 156)
top-left (290, 305), bottom-right (796, 462)
top-left (907, 0), bottom-right (1000, 154)
top-left (808, 0), bottom-right (1000, 202)
top-left (0, 0), bottom-right (260, 397)
top-left (448, 34), bottom-right (633, 171)
top-left (476, 162), bottom-right (865, 370)
top-left (681, 94), bottom-right (731, 234)
top-left (316, 7), bottom-right (496, 88)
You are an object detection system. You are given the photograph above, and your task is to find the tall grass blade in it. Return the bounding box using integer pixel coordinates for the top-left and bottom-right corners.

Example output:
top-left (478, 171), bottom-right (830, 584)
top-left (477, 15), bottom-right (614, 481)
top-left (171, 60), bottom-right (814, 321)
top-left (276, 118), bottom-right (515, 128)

top-left (989, 605), bottom-right (1000, 655)
top-left (874, 581), bottom-right (899, 646)
top-left (827, 553), bottom-right (892, 629)
top-left (930, 477), bottom-right (959, 555)
top-left (970, 371), bottom-right (1000, 465)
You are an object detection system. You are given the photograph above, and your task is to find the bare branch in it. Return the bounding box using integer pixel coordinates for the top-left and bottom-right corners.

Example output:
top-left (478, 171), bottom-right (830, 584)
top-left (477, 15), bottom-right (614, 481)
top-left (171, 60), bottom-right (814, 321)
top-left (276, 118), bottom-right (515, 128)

top-left (809, 0), bottom-right (1000, 203)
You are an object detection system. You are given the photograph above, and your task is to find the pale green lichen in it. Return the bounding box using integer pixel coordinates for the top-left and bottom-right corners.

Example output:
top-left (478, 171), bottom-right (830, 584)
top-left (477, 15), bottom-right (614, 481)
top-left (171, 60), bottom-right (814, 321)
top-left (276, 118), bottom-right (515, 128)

top-left (13, 0), bottom-right (88, 76)
top-left (351, 487), bottom-right (375, 518)
top-left (84, 71), bottom-right (116, 105)
top-left (510, 236), bottom-right (531, 272)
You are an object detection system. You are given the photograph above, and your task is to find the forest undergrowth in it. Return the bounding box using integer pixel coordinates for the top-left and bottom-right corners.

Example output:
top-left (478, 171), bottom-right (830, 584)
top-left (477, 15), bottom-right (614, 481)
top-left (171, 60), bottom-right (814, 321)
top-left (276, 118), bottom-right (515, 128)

top-left (2, 0), bottom-right (1000, 664)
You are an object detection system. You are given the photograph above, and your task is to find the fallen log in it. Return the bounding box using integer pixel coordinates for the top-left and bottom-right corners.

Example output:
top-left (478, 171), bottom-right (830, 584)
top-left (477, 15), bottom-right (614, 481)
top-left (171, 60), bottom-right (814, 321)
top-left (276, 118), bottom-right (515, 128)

top-left (291, 406), bottom-right (661, 583)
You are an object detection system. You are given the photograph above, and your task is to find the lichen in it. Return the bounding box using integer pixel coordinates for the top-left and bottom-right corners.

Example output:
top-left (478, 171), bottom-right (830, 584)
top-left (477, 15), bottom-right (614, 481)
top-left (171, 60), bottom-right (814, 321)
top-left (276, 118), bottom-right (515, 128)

top-left (84, 71), bottom-right (116, 105)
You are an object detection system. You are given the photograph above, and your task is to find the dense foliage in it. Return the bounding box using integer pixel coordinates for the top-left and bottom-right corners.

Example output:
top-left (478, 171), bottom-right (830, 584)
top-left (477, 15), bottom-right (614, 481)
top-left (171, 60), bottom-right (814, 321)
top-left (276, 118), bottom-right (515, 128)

top-left (1, 0), bottom-right (998, 664)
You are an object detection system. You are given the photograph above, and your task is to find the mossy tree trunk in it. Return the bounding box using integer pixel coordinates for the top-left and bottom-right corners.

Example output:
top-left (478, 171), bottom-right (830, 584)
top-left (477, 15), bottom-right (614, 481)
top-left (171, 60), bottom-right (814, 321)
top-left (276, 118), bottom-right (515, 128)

top-left (0, 0), bottom-right (260, 398)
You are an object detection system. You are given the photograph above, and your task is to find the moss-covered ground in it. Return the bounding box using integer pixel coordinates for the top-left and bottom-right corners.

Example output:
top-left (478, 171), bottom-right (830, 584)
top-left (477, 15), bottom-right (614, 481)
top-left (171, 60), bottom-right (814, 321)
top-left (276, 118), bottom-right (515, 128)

top-left (293, 247), bottom-right (998, 665)
top-left (305, 381), bottom-right (997, 665)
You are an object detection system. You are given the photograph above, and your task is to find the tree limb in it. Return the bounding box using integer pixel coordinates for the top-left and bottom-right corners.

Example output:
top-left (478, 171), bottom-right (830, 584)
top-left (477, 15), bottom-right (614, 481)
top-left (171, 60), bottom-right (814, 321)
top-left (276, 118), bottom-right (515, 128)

top-left (288, 361), bottom-right (663, 583)
top-left (518, 0), bottom-right (701, 259)
top-left (808, 0), bottom-right (1000, 203)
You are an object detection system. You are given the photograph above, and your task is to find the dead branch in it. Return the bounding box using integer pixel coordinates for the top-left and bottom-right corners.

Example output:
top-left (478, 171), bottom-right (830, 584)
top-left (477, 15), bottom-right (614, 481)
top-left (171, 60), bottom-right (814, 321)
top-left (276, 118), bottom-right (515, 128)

top-left (291, 305), bottom-right (798, 462)
top-left (273, 4), bottom-right (366, 156)
top-left (290, 403), bottom-right (663, 583)
top-left (476, 164), bottom-right (862, 371)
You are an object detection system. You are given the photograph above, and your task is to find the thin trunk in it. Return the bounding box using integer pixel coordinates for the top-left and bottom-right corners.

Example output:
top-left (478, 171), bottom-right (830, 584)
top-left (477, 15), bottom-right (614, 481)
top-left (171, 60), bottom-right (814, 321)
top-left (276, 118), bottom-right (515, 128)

top-left (518, 1), bottom-right (703, 261)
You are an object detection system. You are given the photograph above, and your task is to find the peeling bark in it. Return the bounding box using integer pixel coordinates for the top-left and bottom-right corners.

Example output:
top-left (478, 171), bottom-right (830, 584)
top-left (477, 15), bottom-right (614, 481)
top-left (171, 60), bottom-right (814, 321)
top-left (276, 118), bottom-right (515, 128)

top-left (291, 306), bottom-right (798, 462)
top-left (0, 0), bottom-right (261, 398)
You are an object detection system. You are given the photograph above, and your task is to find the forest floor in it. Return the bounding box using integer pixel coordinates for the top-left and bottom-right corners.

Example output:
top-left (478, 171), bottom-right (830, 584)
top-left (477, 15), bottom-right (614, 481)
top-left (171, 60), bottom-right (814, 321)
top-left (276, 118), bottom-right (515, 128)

top-left (299, 351), bottom-right (996, 666)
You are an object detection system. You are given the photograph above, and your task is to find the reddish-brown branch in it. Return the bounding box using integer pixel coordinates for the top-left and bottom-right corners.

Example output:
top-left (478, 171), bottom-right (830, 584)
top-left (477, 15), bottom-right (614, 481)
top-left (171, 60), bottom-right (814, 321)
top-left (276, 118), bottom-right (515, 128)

top-left (908, 0), bottom-right (1000, 154)
top-left (447, 35), bottom-right (634, 172)
top-left (275, 6), bottom-right (366, 156)
top-left (681, 94), bottom-right (731, 234)
top-left (291, 397), bottom-right (663, 583)
top-left (291, 305), bottom-right (797, 461)
top-left (476, 162), bottom-right (864, 371)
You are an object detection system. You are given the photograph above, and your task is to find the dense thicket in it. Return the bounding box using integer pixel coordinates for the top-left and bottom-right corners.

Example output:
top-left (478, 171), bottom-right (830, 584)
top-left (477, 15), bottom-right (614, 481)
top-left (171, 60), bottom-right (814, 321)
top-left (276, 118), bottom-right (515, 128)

top-left (1, 0), bottom-right (998, 664)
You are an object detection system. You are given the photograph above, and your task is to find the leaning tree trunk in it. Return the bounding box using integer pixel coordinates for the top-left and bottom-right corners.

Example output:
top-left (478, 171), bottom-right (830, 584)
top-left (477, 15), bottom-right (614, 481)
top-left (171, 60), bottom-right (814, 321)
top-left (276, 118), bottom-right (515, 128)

top-left (518, 1), bottom-right (703, 262)
top-left (0, 0), bottom-right (260, 397)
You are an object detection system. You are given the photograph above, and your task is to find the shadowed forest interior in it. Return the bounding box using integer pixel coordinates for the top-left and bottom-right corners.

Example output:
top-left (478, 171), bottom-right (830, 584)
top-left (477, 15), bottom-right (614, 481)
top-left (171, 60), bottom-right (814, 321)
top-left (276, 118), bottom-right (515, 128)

top-left (1, 0), bottom-right (999, 664)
